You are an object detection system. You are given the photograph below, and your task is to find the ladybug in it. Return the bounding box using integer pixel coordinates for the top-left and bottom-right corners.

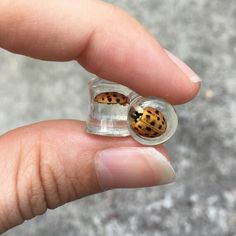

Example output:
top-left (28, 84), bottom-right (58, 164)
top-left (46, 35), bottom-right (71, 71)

top-left (129, 107), bottom-right (167, 138)
top-left (94, 92), bottom-right (128, 105)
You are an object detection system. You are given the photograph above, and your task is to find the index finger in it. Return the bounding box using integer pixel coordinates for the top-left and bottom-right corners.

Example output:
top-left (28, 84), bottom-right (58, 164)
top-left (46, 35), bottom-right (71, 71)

top-left (0, 0), bottom-right (200, 104)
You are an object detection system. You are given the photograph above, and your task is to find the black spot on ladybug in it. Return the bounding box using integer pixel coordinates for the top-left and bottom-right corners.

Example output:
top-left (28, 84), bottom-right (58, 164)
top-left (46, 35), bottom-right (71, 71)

top-left (146, 115), bottom-right (151, 119)
top-left (116, 98), bottom-right (120, 103)
top-left (155, 110), bottom-right (159, 115)
top-left (159, 125), bottom-right (162, 129)
top-left (150, 121), bottom-right (155, 126)
top-left (108, 97), bottom-right (112, 102)
top-left (162, 121), bottom-right (165, 125)
top-left (102, 98), bottom-right (105, 100)
top-left (113, 93), bottom-right (117, 97)
top-left (154, 132), bottom-right (159, 135)
top-left (157, 117), bottom-right (160, 121)
top-left (146, 127), bottom-right (152, 131)
top-left (138, 125), bottom-right (142, 129)
top-left (147, 110), bottom-right (152, 114)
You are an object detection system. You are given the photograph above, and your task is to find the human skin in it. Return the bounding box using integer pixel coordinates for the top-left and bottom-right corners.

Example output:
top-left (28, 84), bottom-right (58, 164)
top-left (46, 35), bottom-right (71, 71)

top-left (0, 0), bottom-right (200, 233)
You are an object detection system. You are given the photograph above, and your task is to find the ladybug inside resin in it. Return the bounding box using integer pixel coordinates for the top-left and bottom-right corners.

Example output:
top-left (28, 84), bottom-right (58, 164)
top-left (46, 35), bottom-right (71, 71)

top-left (129, 106), bottom-right (167, 138)
top-left (94, 92), bottom-right (128, 106)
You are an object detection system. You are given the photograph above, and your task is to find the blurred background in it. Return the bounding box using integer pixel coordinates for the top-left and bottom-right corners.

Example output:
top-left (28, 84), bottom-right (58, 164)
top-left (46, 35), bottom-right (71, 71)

top-left (1, 0), bottom-right (236, 235)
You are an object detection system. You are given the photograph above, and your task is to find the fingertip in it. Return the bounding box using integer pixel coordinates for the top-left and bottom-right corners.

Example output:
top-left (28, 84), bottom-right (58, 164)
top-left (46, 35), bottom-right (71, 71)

top-left (170, 79), bottom-right (201, 104)
top-left (165, 50), bottom-right (202, 83)
top-left (95, 147), bottom-right (175, 190)
top-left (164, 49), bottom-right (202, 104)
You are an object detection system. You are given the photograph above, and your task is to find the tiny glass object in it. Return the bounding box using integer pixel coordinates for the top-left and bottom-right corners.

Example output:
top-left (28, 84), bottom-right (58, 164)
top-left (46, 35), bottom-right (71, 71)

top-left (127, 96), bottom-right (178, 145)
top-left (86, 77), bottom-right (133, 136)
top-left (86, 77), bottom-right (178, 145)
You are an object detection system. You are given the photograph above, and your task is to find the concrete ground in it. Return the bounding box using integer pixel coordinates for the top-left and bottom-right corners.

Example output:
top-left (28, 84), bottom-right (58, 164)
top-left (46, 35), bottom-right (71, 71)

top-left (1, 0), bottom-right (236, 235)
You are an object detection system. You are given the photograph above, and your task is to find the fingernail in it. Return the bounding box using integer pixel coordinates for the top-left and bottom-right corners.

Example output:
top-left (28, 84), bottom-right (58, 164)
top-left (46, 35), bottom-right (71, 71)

top-left (95, 147), bottom-right (175, 190)
top-left (165, 49), bottom-right (201, 83)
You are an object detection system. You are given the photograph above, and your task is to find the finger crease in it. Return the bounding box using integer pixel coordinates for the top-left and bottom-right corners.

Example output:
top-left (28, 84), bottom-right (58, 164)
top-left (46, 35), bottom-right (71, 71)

top-left (15, 141), bottom-right (25, 222)
top-left (37, 141), bottom-right (49, 210)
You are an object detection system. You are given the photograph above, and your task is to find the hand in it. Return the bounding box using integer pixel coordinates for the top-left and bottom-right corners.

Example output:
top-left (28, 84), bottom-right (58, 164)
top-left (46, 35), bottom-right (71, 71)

top-left (0, 0), bottom-right (200, 233)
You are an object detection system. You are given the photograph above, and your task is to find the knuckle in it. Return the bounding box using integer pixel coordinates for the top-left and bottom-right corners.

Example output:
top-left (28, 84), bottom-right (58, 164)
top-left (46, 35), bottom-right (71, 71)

top-left (15, 134), bottom-right (48, 219)
top-left (30, 132), bottom-right (68, 210)
top-left (15, 129), bottom-right (72, 218)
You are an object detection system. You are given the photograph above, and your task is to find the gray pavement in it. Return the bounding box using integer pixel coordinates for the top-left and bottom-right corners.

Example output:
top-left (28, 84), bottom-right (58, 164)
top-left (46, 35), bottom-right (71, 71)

top-left (1, 0), bottom-right (236, 235)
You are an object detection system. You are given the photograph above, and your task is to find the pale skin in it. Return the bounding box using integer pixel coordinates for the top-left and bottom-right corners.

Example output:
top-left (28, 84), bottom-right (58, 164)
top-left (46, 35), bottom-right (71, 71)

top-left (0, 0), bottom-right (201, 233)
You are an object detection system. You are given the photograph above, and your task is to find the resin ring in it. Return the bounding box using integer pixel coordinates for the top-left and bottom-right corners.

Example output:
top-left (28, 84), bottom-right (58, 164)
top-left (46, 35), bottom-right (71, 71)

top-left (86, 77), bottom-right (178, 146)
top-left (86, 78), bottom-right (132, 136)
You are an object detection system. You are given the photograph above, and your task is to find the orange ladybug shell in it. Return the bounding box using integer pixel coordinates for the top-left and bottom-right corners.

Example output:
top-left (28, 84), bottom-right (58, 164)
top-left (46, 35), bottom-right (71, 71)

top-left (130, 107), bottom-right (167, 138)
top-left (94, 92), bottom-right (128, 105)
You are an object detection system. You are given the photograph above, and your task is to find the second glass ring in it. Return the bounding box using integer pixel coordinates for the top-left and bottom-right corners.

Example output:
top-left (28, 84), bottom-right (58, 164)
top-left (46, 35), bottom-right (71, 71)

top-left (86, 77), bottom-right (178, 146)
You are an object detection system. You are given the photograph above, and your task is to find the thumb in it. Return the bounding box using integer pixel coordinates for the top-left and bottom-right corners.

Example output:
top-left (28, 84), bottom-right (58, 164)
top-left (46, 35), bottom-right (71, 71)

top-left (0, 120), bottom-right (175, 233)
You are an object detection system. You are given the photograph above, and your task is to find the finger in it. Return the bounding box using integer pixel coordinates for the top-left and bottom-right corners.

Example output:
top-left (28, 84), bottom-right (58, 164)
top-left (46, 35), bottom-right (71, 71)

top-left (0, 0), bottom-right (200, 104)
top-left (0, 120), bottom-right (175, 233)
